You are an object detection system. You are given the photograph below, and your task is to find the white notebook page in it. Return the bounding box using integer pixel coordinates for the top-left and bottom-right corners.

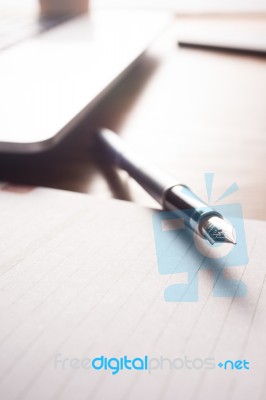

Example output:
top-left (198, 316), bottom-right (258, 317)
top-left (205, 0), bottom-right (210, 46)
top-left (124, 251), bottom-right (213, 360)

top-left (0, 185), bottom-right (265, 400)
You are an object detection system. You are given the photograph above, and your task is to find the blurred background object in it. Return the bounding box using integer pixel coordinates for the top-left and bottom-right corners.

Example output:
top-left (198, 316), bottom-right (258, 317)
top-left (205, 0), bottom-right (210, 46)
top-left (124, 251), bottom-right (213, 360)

top-left (0, 0), bottom-right (266, 221)
top-left (0, 5), bottom-right (169, 151)
top-left (39, 0), bottom-right (89, 16)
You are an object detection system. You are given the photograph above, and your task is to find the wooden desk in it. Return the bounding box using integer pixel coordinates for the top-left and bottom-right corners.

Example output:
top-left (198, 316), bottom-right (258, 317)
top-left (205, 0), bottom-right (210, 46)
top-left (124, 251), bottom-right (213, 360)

top-left (0, 16), bottom-right (265, 220)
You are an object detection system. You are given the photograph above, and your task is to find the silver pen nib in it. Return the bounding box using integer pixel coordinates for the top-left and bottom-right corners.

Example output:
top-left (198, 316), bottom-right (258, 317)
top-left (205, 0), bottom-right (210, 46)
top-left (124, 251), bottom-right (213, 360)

top-left (201, 216), bottom-right (237, 245)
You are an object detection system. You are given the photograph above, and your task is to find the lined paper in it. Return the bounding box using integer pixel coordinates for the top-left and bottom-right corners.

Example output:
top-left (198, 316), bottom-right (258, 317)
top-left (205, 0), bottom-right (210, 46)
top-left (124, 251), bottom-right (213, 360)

top-left (0, 186), bottom-right (265, 400)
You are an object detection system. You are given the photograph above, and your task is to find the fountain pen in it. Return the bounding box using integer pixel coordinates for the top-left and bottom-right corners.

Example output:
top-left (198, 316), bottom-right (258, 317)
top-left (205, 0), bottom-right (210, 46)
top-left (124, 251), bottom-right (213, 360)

top-left (97, 129), bottom-right (236, 246)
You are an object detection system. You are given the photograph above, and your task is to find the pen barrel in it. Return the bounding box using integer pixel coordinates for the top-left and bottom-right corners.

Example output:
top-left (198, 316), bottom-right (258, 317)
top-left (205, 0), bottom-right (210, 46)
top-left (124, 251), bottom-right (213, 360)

top-left (97, 129), bottom-right (177, 205)
top-left (97, 129), bottom-right (222, 237)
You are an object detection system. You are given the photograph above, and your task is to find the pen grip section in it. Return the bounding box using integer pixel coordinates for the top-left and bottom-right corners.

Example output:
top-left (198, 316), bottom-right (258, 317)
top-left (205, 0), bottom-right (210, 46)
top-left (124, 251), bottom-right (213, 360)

top-left (164, 185), bottom-right (221, 232)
